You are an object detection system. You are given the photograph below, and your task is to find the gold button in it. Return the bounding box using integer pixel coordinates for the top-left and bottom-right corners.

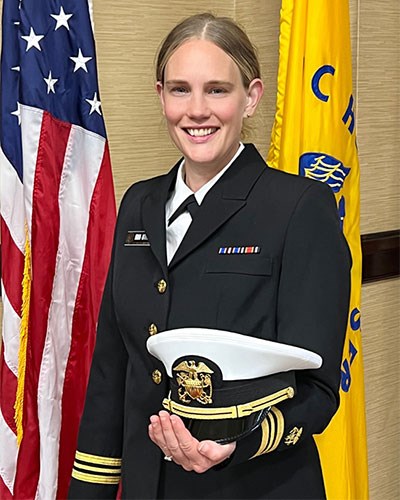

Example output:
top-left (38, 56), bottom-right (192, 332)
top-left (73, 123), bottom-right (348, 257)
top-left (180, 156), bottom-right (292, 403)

top-left (148, 323), bottom-right (158, 336)
top-left (157, 279), bottom-right (167, 294)
top-left (152, 370), bottom-right (162, 384)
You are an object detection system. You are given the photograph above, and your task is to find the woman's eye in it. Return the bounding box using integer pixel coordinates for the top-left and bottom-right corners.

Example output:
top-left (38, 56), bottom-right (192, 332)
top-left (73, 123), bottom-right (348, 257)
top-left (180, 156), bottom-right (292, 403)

top-left (209, 88), bottom-right (227, 95)
top-left (171, 87), bottom-right (188, 95)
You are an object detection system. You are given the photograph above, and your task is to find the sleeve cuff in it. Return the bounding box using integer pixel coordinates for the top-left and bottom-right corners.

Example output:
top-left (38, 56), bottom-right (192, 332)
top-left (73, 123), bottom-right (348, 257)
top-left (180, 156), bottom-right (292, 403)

top-left (71, 450), bottom-right (121, 485)
top-left (251, 406), bottom-right (285, 458)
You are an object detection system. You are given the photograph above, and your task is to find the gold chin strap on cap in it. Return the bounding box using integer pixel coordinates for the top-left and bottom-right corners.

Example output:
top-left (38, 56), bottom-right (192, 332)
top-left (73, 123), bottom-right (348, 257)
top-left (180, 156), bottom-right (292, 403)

top-left (162, 386), bottom-right (294, 420)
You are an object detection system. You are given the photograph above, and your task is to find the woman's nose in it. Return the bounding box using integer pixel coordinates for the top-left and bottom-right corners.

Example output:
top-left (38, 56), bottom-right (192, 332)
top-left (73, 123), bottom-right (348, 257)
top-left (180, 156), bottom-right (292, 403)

top-left (186, 92), bottom-right (210, 120)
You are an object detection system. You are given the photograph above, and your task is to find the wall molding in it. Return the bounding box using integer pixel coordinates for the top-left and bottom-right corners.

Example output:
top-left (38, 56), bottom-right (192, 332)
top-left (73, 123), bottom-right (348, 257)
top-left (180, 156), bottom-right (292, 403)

top-left (361, 230), bottom-right (400, 283)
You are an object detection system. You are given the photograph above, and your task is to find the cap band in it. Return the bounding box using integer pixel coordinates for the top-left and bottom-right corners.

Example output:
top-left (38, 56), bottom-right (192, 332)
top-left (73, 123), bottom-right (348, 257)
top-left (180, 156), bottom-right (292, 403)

top-left (162, 385), bottom-right (294, 420)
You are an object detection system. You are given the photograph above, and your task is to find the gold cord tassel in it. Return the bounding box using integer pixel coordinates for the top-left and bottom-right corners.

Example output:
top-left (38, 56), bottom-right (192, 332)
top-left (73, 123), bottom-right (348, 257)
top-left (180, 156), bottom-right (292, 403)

top-left (14, 226), bottom-right (32, 445)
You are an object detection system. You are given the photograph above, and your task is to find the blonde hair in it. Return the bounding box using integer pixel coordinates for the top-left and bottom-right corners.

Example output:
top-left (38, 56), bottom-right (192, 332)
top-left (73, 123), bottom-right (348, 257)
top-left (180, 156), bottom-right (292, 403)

top-left (156, 13), bottom-right (261, 89)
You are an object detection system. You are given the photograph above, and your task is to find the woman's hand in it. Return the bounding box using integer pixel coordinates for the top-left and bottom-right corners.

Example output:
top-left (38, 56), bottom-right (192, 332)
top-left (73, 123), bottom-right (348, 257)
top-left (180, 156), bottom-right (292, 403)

top-left (148, 410), bottom-right (236, 473)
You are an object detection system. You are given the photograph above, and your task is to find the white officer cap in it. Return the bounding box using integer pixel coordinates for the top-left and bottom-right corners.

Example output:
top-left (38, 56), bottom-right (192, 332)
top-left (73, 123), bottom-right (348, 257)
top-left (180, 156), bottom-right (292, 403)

top-left (147, 328), bottom-right (322, 443)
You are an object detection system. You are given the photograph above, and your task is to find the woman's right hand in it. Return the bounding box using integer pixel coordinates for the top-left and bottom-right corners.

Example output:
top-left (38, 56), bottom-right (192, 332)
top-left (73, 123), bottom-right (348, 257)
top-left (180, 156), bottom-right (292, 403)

top-left (148, 410), bottom-right (236, 473)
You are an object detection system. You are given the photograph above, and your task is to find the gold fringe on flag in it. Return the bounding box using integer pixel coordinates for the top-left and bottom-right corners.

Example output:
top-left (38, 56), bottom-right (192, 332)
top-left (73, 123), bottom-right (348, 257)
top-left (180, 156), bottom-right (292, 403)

top-left (14, 225), bottom-right (32, 445)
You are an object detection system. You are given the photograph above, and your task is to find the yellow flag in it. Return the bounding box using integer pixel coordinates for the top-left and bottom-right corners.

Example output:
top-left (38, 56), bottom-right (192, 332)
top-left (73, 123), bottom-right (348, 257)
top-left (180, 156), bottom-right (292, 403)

top-left (268, 1), bottom-right (368, 498)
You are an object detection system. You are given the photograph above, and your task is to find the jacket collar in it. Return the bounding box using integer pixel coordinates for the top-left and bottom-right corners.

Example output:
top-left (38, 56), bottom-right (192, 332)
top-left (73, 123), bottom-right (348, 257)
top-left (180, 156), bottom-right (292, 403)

top-left (142, 144), bottom-right (267, 271)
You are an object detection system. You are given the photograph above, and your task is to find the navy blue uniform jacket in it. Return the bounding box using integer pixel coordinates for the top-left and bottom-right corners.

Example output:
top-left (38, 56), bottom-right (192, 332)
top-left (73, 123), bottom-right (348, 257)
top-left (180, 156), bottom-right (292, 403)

top-left (69, 144), bottom-right (351, 499)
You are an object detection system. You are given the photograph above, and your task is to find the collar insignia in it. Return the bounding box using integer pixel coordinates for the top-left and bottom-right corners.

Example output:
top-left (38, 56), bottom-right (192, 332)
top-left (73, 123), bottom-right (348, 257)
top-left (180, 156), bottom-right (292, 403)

top-left (284, 426), bottom-right (303, 446)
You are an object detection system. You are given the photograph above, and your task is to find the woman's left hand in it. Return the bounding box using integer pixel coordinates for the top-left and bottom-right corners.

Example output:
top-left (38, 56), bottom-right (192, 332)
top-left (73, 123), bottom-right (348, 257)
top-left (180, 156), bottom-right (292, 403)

top-left (148, 410), bottom-right (236, 473)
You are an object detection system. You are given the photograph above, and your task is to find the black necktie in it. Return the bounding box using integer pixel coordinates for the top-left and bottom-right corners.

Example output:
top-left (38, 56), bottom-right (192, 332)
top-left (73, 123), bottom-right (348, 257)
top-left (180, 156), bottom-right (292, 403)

top-left (168, 194), bottom-right (199, 226)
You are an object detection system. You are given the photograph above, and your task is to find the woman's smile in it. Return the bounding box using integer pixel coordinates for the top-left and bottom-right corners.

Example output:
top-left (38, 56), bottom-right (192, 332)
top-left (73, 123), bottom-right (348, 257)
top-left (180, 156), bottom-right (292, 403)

top-left (185, 127), bottom-right (218, 138)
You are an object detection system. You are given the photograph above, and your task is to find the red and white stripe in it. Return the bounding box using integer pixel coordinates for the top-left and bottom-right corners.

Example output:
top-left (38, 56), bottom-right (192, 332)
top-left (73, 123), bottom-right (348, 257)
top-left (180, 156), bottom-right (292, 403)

top-left (0, 104), bottom-right (115, 499)
top-left (0, 135), bottom-right (24, 500)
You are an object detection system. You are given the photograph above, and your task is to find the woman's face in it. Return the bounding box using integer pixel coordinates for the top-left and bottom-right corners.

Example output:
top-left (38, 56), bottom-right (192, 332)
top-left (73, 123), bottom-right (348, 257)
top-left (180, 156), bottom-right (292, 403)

top-left (157, 38), bottom-right (262, 175)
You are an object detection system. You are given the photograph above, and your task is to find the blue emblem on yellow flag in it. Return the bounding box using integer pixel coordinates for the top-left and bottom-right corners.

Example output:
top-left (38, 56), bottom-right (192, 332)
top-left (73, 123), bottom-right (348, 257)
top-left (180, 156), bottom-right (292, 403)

top-left (299, 153), bottom-right (350, 192)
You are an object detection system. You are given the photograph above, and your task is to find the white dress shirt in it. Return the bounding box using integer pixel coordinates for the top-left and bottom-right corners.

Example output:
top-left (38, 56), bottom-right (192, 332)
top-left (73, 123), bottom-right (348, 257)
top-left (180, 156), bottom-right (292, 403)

top-left (165, 143), bottom-right (244, 264)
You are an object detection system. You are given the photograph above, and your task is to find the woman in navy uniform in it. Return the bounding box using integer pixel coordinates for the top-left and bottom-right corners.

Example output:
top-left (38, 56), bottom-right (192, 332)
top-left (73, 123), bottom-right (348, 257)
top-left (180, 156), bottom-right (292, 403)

top-left (69, 13), bottom-right (351, 499)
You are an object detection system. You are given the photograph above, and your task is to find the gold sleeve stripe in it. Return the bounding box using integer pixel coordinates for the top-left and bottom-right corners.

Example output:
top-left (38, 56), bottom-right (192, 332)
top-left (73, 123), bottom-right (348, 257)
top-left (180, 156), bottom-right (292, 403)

top-left (75, 450), bottom-right (122, 466)
top-left (73, 461), bottom-right (121, 474)
top-left (251, 406), bottom-right (285, 458)
top-left (265, 411), bottom-right (275, 453)
top-left (251, 416), bottom-right (270, 459)
top-left (261, 413), bottom-right (272, 453)
top-left (267, 406), bottom-right (284, 453)
top-left (72, 469), bottom-right (120, 485)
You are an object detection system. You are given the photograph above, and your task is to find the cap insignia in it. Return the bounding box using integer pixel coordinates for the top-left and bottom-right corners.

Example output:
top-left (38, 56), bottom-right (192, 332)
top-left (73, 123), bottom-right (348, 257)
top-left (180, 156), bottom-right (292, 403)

top-left (173, 360), bottom-right (214, 405)
top-left (284, 426), bottom-right (303, 446)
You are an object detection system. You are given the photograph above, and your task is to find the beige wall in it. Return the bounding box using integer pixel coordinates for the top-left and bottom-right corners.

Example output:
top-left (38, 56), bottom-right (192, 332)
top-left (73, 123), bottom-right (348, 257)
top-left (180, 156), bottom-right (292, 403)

top-left (356, 1), bottom-right (400, 234)
top-left (355, 3), bottom-right (400, 499)
top-left (362, 278), bottom-right (400, 499)
top-left (0, 0), bottom-right (398, 498)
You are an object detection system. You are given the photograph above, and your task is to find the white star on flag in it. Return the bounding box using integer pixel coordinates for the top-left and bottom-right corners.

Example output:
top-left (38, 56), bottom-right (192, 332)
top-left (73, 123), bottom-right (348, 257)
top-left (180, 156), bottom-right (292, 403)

top-left (51, 6), bottom-right (73, 31)
top-left (44, 71), bottom-right (58, 94)
top-left (11, 66), bottom-right (20, 72)
top-left (11, 102), bottom-right (21, 125)
top-left (21, 27), bottom-right (44, 52)
top-left (85, 92), bottom-right (102, 115)
top-left (70, 48), bottom-right (92, 73)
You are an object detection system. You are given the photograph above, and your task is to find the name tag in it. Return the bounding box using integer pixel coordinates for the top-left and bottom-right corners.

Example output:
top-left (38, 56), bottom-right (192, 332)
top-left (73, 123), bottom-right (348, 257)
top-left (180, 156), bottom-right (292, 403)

top-left (124, 231), bottom-right (150, 247)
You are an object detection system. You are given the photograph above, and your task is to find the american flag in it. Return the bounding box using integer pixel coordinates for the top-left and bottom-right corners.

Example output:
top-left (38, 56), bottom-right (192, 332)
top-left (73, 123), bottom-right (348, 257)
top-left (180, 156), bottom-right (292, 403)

top-left (0, 1), bottom-right (116, 498)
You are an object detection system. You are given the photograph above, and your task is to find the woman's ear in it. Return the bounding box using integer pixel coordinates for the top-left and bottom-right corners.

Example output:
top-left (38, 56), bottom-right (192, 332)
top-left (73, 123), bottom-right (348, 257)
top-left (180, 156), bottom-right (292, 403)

top-left (156, 81), bottom-right (165, 115)
top-left (244, 78), bottom-right (264, 118)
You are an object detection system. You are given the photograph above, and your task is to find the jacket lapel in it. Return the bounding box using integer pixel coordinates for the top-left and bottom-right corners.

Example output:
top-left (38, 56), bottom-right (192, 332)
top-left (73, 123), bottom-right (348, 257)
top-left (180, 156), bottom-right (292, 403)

top-left (169, 144), bottom-right (266, 269)
top-left (141, 163), bottom-right (179, 275)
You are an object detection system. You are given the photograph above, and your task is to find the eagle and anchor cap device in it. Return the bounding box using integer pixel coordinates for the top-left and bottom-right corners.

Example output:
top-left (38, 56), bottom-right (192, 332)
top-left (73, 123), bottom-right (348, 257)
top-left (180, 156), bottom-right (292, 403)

top-left (147, 328), bottom-right (322, 443)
